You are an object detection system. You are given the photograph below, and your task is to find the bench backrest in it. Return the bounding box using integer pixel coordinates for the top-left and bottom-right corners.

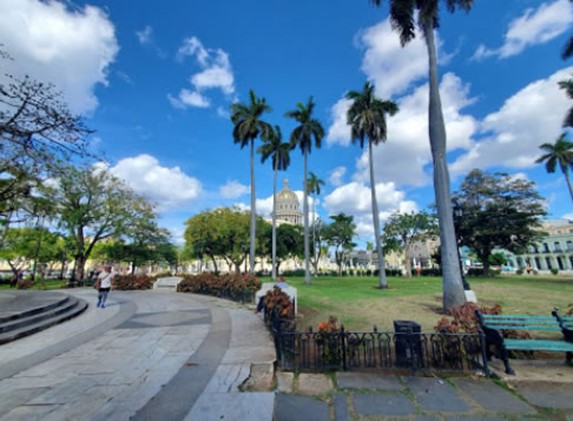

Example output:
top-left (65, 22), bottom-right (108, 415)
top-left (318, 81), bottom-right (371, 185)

top-left (480, 314), bottom-right (561, 331)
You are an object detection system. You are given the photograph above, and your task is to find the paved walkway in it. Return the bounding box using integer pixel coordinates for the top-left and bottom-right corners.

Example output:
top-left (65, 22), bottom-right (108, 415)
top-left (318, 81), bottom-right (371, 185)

top-left (1, 288), bottom-right (572, 420)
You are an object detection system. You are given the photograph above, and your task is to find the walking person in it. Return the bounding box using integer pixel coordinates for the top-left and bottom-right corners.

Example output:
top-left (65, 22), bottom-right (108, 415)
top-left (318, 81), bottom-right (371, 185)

top-left (96, 265), bottom-right (114, 308)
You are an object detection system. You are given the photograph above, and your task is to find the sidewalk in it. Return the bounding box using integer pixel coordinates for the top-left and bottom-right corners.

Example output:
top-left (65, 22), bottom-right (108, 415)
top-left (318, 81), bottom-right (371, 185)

top-left (1, 289), bottom-right (572, 420)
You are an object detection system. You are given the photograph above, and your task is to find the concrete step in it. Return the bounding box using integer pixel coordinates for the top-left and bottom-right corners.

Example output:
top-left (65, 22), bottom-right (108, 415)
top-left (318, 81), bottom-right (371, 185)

top-left (0, 295), bottom-right (88, 345)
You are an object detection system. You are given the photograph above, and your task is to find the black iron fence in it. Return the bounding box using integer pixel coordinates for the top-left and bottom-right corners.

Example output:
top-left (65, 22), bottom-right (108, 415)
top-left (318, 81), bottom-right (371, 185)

top-left (265, 308), bottom-right (489, 375)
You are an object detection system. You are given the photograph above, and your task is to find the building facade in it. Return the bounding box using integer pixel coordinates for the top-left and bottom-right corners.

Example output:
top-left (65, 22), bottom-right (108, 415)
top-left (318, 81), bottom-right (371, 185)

top-left (512, 219), bottom-right (573, 272)
top-left (273, 179), bottom-right (303, 225)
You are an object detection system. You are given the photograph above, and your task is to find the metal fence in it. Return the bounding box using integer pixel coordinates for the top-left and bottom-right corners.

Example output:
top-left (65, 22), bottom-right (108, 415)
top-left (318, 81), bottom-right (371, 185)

top-left (266, 310), bottom-right (489, 375)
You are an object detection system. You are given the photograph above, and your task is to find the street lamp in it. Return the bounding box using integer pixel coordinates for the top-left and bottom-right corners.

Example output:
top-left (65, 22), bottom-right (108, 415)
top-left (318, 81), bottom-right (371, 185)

top-left (452, 200), bottom-right (471, 291)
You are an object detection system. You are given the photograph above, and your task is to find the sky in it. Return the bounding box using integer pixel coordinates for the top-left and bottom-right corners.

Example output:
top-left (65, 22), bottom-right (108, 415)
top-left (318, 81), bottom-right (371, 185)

top-left (1, 0), bottom-right (572, 245)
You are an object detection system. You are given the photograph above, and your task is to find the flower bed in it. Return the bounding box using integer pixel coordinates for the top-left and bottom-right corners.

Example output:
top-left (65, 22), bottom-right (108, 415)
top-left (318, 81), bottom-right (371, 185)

top-left (112, 274), bottom-right (154, 290)
top-left (177, 273), bottom-right (261, 303)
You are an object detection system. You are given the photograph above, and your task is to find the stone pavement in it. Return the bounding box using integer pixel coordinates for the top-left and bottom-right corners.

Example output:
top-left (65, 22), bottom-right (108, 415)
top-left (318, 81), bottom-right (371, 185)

top-left (1, 288), bottom-right (572, 420)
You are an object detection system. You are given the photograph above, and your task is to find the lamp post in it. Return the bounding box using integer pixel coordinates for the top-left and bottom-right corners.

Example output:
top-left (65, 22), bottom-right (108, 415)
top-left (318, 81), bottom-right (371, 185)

top-left (452, 200), bottom-right (471, 291)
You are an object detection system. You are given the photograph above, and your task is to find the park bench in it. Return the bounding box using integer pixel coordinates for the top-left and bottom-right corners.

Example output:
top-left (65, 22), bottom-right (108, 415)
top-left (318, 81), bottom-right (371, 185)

top-left (475, 310), bottom-right (573, 375)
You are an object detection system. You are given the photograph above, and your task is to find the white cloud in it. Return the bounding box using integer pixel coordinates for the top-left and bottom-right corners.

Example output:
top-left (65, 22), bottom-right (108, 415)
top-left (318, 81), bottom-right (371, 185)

top-left (0, 0), bottom-right (119, 114)
top-left (323, 181), bottom-right (417, 239)
top-left (326, 98), bottom-right (352, 146)
top-left (168, 89), bottom-right (211, 108)
top-left (329, 167), bottom-right (347, 186)
top-left (220, 180), bottom-right (249, 199)
top-left (171, 36), bottom-right (235, 109)
top-left (136, 25), bottom-right (153, 45)
top-left (358, 18), bottom-right (433, 98)
top-left (109, 154), bottom-right (203, 211)
top-left (473, 0), bottom-right (573, 60)
top-left (450, 67), bottom-right (573, 175)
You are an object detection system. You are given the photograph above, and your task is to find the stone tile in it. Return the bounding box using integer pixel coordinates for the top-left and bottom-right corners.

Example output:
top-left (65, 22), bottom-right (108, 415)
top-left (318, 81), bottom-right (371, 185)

top-left (454, 378), bottom-right (535, 415)
top-left (0, 387), bottom-right (49, 416)
top-left (274, 393), bottom-right (329, 421)
top-left (334, 393), bottom-right (350, 421)
top-left (297, 373), bottom-right (333, 395)
top-left (0, 403), bottom-right (59, 420)
top-left (337, 372), bottom-right (403, 391)
top-left (185, 391), bottom-right (274, 421)
top-left (512, 382), bottom-right (573, 410)
top-left (405, 377), bottom-right (471, 413)
top-left (353, 392), bottom-right (416, 417)
top-left (414, 416), bottom-right (442, 421)
top-left (276, 371), bottom-right (294, 393)
top-left (446, 416), bottom-right (511, 421)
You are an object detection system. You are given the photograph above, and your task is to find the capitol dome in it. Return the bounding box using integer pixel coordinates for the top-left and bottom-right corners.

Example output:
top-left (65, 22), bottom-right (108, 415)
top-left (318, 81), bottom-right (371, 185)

top-left (274, 179), bottom-right (302, 225)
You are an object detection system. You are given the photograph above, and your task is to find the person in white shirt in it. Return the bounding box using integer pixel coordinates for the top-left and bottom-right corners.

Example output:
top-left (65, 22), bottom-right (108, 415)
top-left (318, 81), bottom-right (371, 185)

top-left (96, 266), bottom-right (114, 309)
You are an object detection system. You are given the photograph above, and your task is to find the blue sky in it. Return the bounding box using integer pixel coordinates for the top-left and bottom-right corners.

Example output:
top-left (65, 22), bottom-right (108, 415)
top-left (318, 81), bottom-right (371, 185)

top-left (1, 0), bottom-right (572, 244)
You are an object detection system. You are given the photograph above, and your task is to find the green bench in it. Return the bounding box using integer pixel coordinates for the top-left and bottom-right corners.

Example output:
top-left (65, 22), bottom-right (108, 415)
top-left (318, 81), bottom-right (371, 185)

top-left (475, 310), bottom-right (573, 375)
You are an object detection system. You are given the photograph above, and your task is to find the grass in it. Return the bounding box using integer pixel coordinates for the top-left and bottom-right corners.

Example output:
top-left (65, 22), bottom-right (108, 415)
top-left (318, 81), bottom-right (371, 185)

top-left (265, 274), bottom-right (573, 332)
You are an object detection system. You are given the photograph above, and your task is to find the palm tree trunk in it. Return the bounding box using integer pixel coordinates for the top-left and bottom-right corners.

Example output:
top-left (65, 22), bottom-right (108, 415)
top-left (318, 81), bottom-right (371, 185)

top-left (423, 19), bottom-right (465, 310)
top-left (312, 194), bottom-right (317, 275)
top-left (249, 139), bottom-right (256, 274)
top-left (303, 151), bottom-right (311, 285)
top-left (272, 162), bottom-right (278, 281)
top-left (564, 169), bottom-right (573, 203)
top-left (369, 141), bottom-right (388, 288)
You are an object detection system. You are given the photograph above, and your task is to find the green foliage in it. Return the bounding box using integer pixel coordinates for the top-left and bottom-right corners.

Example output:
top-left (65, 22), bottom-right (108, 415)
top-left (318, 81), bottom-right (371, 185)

top-left (177, 273), bottom-right (261, 303)
top-left (488, 252), bottom-right (508, 267)
top-left (453, 169), bottom-right (547, 277)
top-left (551, 268), bottom-right (559, 276)
top-left (323, 213), bottom-right (356, 275)
top-left (112, 274), bottom-right (154, 290)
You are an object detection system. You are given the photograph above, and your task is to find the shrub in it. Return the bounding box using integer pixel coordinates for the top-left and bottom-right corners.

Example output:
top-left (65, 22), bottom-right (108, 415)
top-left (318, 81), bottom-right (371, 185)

top-left (177, 273), bottom-right (261, 303)
top-left (515, 268), bottom-right (524, 275)
top-left (113, 275), bottom-right (154, 290)
top-left (282, 269), bottom-right (305, 277)
top-left (16, 279), bottom-right (35, 289)
top-left (550, 268), bottom-right (559, 276)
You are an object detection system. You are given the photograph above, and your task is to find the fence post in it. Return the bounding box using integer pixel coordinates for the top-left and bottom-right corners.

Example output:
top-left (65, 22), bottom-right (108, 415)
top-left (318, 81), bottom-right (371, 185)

top-left (340, 324), bottom-right (347, 371)
top-left (479, 330), bottom-right (490, 377)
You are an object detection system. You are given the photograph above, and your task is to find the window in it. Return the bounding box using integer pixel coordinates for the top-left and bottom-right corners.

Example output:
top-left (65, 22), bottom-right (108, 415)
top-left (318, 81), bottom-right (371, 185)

top-left (554, 241), bottom-right (562, 252)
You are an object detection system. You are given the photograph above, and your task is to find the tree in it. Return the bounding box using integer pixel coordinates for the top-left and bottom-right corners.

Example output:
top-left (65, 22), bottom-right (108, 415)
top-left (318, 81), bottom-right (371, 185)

top-left (381, 211), bottom-right (438, 278)
top-left (346, 81), bottom-right (399, 288)
top-left (258, 125), bottom-right (291, 280)
top-left (323, 213), bottom-right (357, 275)
top-left (230, 89), bottom-right (272, 274)
top-left (286, 97), bottom-right (325, 285)
top-left (52, 165), bottom-right (153, 281)
top-left (306, 171), bottom-right (325, 275)
top-left (562, 1), bottom-right (573, 60)
top-left (369, 0), bottom-right (472, 309)
top-left (453, 169), bottom-right (546, 277)
top-left (536, 133), bottom-right (573, 202)
top-left (558, 78), bottom-right (573, 128)
top-left (0, 56), bottom-right (91, 208)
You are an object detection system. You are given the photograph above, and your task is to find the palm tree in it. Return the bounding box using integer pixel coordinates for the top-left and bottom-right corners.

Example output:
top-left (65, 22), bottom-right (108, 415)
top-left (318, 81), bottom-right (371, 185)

top-left (230, 89), bottom-right (272, 274)
top-left (306, 171), bottom-right (325, 275)
top-left (258, 125), bottom-right (292, 280)
top-left (286, 97), bottom-right (325, 285)
top-left (536, 133), bottom-right (573, 202)
top-left (346, 81), bottom-right (398, 288)
top-left (558, 78), bottom-right (573, 128)
top-left (369, 0), bottom-right (472, 309)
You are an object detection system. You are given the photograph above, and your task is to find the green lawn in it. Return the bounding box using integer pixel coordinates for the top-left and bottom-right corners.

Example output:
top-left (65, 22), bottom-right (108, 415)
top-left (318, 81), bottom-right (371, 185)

top-left (0, 279), bottom-right (69, 291)
top-left (267, 275), bottom-right (573, 332)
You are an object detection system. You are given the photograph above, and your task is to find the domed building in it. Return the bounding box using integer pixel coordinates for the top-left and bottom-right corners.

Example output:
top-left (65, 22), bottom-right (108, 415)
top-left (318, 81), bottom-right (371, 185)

top-left (273, 179), bottom-right (302, 225)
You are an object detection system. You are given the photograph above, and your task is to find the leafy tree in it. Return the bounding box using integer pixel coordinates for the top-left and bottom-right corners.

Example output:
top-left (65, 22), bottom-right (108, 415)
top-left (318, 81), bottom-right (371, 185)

top-left (306, 171), bottom-right (325, 275)
top-left (230, 89), bottom-right (272, 274)
top-left (323, 213), bottom-right (357, 275)
top-left (260, 222), bottom-right (304, 274)
top-left (346, 81), bottom-right (398, 288)
top-left (453, 169), bottom-right (546, 277)
top-left (286, 97), bottom-right (325, 284)
top-left (382, 211), bottom-right (438, 278)
top-left (258, 125), bottom-right (291, 280)
top-left (52, 165), bottom-right (153, 281)
top-left (369, 0), bottom-right (473, 309)
top-left (488, 252), bottom-right (507, 267)
top-left (184, 209), bottom-right (226, 273)
top-left (0, 53), bottom-right (91, 209)
top-left (536, 133), bottom-right (573, 203)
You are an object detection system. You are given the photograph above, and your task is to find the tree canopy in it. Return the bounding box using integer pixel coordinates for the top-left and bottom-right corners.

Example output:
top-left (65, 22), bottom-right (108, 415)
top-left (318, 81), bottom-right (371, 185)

top-left (323, 213), bottom-right (357, 275)
top-left (453, 169), bottom-right (546, 276)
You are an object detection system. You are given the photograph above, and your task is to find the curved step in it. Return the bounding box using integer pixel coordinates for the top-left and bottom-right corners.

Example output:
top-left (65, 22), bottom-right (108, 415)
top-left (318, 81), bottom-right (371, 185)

top-left (0, 295), bottom-right (88, 345)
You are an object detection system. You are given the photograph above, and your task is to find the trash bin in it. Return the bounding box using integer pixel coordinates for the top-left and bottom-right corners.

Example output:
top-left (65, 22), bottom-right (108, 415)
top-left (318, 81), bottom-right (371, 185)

top-left (393, 320), bottom-right (422, 368)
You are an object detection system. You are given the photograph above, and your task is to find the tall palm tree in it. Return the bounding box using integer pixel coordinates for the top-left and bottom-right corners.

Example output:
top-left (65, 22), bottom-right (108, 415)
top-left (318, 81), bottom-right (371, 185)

top-left (558, 78), bottom-right (573, 128)
top-left (286, 97), bottom-right (325, 285)
top-left (536, 133), bottom-right (573, 202)
top-left (306, 171), bottom-right (325, 275)
top-left (346, 81), bottom-right (398, 289)
top-left (230, 89), bottom-right (272, 274)
top-left (258, 125), bottom-right (291, 280)
top-left (369, 0), bottom-right (472, 310)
